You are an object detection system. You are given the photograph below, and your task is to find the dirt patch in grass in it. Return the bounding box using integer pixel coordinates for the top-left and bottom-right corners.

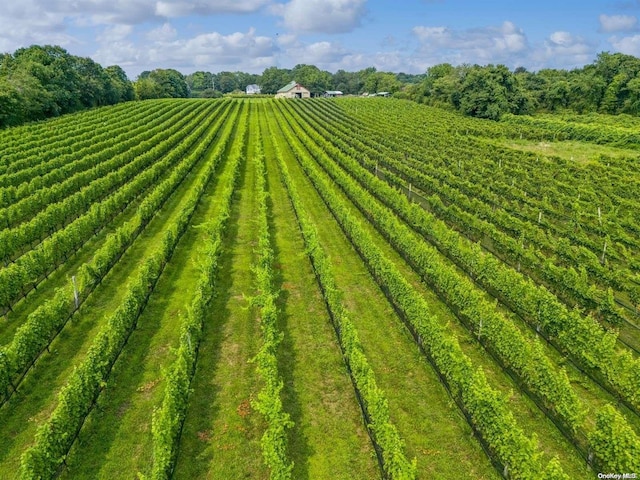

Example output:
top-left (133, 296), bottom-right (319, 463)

top-left (136, 378), bottom-right (161, 393)
top-left (237, 399), bottom-right (251, 418)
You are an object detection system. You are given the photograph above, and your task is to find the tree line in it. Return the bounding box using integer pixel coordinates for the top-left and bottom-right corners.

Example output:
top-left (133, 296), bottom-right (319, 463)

top-left (184, 64), bottom-right (414, 97)
top-left (400, 52), bottom-right (640, 120)
top-left (2, 44), bottom-right (640, 128)
top-left (0, 45), bottom-right (134, 128)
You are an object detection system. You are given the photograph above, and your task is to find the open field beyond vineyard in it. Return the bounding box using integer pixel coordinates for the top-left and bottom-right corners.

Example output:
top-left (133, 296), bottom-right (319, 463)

top-left (0, 97), bottom-right (639, 479)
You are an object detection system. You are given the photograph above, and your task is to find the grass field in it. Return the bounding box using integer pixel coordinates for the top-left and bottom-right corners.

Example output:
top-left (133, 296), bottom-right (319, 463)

top-left (1, 97), bottom-right (639, 479)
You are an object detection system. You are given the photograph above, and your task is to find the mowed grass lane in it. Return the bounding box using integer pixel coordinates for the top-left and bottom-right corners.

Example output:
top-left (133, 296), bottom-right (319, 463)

top-left (0, 102), bottom-right (207, 343)
top-left (173, 102), bottom-right (268, 479)
top-left (275, 99), bottom-right (594, 478)
top-left (267, 100), bottom-right (500, 480)
top-left (0, 100), bottom-right (216, 344)
top-left (0, 100), bottom-right (232, 477)
top-left (294, 99), bottom-right (640, 439)
top-left (57, 103), bottom-right (243, 478)
top-left (259, 101), bottom-right (379, 479)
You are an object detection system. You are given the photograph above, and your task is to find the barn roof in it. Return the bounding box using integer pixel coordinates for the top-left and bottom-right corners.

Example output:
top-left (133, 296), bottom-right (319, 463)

top-left (277, 81), bottom-right (298, 93)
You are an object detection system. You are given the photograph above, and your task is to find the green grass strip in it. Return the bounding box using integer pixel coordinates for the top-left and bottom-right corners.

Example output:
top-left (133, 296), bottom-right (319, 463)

top-left (269, 102), bottom-right (416, 480)
top-left (18, 103), bottom-right (239, 479)
top-left (150, 101), bottom-right (248, 480)
top-left (272, 99), bottom-right (567, 480)
top-left (250, 117), bottom-right (294, 480)
top-left (0, 101), bottom-right (236, 406)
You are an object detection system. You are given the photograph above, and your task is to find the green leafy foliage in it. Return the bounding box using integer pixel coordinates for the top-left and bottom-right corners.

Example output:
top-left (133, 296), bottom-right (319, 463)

top-left (249, 120), bottom-right (295, 479)
top-left (269, 103), bottom-right (416, 479)
top-left (18, 100), bottom-right (239, 480)
top-left (0, 100), bottom-right (235, 406)
top-left (589, 404), bottom-right (640, 472)
top-left (150, 102), bottom-right (245, 480)
top-left (271, 99), bottom-right (561, 479)
top-left (0, 45), bottom-right (133, 127)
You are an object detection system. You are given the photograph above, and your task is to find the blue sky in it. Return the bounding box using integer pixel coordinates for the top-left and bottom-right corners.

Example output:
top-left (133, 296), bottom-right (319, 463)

top-left (2, 0), bottom-right (640, 78)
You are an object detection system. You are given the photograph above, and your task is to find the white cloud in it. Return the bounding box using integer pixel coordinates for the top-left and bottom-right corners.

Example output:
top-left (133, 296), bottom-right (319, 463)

top-left (97, 24), bottom-right (134, 43)
top-left (609, 34), bottom-right (640, 56)
top-left (0, 1), bottom-right (72, 52)
top-left (58, 0), bottom-right (162, 25)
top-left (276, 0), bottom-right (367, 34)
top-left (0, 0), bottom-right (276, 72)
top-left (93, 41), bottom-right (141, 67)
top-left (599, 14), bottom-right (637, 33)
top-left (146, 22), bottom-right (178, 42)
top-left (276, 33), bottom-right (298, 47)
top-left (338, 51), bottom-right (421, 72)
top-left (531, 31), bottom-right (594, 68)
top-left (284, 40), bottom-right (347, 64)
top-left (412, 21), bottom-right (528, 64)
top-left (155, 0), bottom-right (271, 18)
top-left (3, 0), bottom-right (271, 30)
top-left (95, 27), bottom-right (277, 75)
top-left (0, 1), bottom-right (612, 78)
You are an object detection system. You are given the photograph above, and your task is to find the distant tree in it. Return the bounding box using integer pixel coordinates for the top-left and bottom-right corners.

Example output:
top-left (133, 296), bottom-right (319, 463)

top-left (567, 69), bottom-right (606, 113)
top-left (134, 77), bottom-right (164, 100)
top-left (416, 63), bottom-right (460, 107)
top-left (75, 57), bottom-right (109, 107)
top-left (0, 44), bottom-right (133, 127)
top-left (458, 64), bottom-right (530, 120)
top-left (396, 72), bottom-right (425, 84)
top-left (362, 71), bottom-right (402, 94)
top-left (152, 69), bottom-right (189, 97)
top-left (186, 71), bottom-right (214, 92)
top-left (234, 71), bottom-right (260, 90)
top-left (622, 75), bottom-right (640, 114)
top-left (214, 71), bottom-right (236, 93)
top-left (134, 68), bottom-right (188, 99)
top-left (260, 66), bottom-right (292, 94)
top-left (332, 69), bottom-right (363, 94)
top-left (514, 67), bottom-right (544, 110)
top-left (601, 72), bottom-right (630, 114)
top-left (357, 67), bottom-right (377, 93)
top-left (291, 64), bottom-right (332, 94)
top-left (105, 65), bottom-right (135, 103)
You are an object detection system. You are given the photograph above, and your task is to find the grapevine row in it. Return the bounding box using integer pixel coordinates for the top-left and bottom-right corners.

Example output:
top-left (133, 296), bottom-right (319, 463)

top-left (294, 100), bottom-right (640, 413)
top-left (271, 99), bottom-right (566, 479)
top-left (0, 100), bottom-right (209, 262)
top-left (250, 116), bottom-right (295, 479)
top-left (0, 102), bottom-right (179, 217)
top-left (150, 103), bottom-right (246, 480)
top-left (0, 101), bottom-right (145, 167)
top-left (266, 102), bottom-right (416, 480)
top-left (18, 102), bottom-right (235, 480)
top-left (0, 101), bottom-right (238, 405)
top-left (338, 100), bottom-right (640, 271)
top-left (0, 101), bottom-right (172, 193)
top-left (308, 100), bottom-right (640, 338)
top-left (284, 99), bottom-right (640, 472)
top-left (0, 101), bottom-right (221, 314)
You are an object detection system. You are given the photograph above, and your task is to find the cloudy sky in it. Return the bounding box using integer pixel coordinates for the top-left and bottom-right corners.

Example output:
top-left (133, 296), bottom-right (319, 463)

top-left (2, 0), bottom-right (640, 78)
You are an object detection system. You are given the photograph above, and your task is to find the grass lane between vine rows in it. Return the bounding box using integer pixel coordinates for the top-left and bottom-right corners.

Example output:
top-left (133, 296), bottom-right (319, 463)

top-left (272, 99), bottom-right (593, 478)
top-left (259, 100), bottom-right (380, 479)
top-left (173, 102), bottom-right (268, 480)
top-left (0, 101), bottom-right (233, 477)
top-left (267, 100), bottom-right (502, 480)
top-left (57, 102), bottom-right (242, 478)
